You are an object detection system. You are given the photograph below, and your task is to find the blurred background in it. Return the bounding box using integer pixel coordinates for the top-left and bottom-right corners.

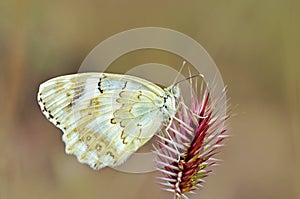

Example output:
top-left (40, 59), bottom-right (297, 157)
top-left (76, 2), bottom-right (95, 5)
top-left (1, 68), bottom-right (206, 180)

top-left (0, 0), bottom-right (299, 199)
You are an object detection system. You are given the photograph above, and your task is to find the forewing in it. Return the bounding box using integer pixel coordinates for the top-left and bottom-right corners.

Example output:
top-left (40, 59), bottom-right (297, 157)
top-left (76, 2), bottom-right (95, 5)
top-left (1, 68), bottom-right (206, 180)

top-left (37, 73), bottom-right (165, 169)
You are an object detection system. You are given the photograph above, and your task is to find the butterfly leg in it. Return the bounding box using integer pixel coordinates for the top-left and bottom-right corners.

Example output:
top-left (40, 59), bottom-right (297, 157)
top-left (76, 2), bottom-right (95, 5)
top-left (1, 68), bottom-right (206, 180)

top-left (164, 117), bottom-right (181, 161)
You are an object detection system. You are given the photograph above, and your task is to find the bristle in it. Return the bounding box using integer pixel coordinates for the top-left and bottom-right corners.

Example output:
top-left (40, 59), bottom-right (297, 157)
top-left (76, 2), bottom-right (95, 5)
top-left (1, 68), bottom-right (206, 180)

top-left (156, 176), bottom-right (177, 182)
top-left (156, 167), bottom-right (178, 176)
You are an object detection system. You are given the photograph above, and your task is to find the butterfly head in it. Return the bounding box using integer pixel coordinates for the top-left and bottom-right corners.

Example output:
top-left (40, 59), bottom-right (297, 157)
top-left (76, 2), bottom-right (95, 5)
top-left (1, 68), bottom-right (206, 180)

top-left (170, 84), bottom-right (180, 100)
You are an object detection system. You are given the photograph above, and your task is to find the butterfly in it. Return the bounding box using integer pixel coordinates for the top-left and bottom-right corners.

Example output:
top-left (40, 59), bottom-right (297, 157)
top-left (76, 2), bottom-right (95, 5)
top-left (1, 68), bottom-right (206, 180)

top-left (37, 72), bottom-right (180, 170)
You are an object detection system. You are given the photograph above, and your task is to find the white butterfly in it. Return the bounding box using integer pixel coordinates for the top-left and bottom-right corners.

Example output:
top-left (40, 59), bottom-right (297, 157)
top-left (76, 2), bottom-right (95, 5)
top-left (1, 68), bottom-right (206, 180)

top-left (37, 72), bottom-right (180, 170)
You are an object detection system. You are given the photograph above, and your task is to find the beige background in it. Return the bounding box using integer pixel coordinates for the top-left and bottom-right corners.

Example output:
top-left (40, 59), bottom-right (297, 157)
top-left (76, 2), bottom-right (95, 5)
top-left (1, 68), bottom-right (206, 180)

top-left (0, 1), bottom-right (299, 199)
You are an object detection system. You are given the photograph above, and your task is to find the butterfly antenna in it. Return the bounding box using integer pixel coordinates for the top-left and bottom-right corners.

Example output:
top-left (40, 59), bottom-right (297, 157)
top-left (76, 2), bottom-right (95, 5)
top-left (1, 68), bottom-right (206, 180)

top-left (172, 60), bottom-right (187, 86)
top-left (174, 73), bottom-right (204, 87)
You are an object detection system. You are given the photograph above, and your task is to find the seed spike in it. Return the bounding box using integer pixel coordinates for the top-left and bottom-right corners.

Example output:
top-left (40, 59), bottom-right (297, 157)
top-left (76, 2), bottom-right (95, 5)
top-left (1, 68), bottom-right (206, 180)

top-left (155, 77), bottom-right (229, 199)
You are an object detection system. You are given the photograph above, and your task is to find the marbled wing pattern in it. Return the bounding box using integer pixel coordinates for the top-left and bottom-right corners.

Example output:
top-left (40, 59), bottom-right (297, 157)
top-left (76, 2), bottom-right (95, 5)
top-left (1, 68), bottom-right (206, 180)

top-left (37, 72), bottom-right (176, 170)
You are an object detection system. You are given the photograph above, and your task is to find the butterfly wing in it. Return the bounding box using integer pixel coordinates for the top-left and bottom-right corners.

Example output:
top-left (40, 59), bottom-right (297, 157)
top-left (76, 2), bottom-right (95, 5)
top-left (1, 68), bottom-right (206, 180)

top-left (37, 73), bottom-right (166, 169)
